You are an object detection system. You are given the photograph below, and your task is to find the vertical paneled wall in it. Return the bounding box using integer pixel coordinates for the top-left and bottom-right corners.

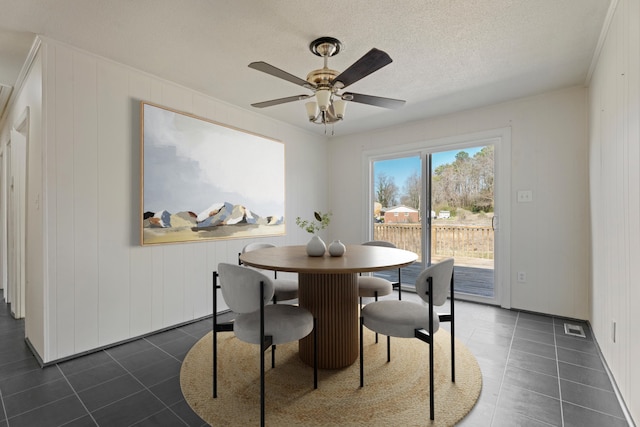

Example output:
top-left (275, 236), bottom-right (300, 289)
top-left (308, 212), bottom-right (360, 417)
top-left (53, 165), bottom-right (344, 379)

top-left (328, 86), bottom-right (591, 320)
top-left (35, 38), bottom-right (327, 362)
top-left (588, 0), bottom-right (640, 421)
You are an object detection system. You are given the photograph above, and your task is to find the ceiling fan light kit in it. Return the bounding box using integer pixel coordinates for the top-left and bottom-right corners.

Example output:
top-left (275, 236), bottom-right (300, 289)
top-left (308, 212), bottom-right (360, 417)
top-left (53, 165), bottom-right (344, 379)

top-left (248, 36), bottom-right (405, 130)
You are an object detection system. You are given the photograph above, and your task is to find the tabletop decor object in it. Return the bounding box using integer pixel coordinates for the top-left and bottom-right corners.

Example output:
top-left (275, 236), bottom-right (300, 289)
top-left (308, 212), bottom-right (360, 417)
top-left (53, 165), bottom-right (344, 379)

top-left (296, 211), bottom-right (332, 256)
top-left (328, 240), bottom-right (346, 257)
top-left (305, 235), bottom-right (327, 257)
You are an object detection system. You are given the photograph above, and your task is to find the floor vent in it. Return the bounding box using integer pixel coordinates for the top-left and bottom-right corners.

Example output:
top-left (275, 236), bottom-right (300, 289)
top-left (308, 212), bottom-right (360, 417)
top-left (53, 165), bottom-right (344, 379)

top-left (564, 323), bottom-right (586, 338)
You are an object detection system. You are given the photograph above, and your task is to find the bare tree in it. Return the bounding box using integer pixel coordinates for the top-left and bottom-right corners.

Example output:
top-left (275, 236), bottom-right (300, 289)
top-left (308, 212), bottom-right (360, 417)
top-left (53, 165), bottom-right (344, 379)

top-left (376, 172), bottom-right (399, 208)
top-left (401, 171), bottom-right (421, 210)
top-left (432, 146), bottom-right (494, 212)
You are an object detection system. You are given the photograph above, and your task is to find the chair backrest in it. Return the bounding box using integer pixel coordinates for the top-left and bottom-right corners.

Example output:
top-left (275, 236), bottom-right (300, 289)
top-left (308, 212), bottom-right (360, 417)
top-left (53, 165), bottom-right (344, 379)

top-left (242, 242), bottom-right (276, 253)
top-left (415, 258), bottom-right (454, 306)
top-left (217, 263), bottom-right (274, 314)
top-left (361, 240), bottom-right (397, 248)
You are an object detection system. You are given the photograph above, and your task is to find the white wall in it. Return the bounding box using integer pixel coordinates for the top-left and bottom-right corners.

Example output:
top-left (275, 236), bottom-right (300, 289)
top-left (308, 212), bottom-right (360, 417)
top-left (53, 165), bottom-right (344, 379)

top-left (8, 37), bottom-right (328, 363)
top-left (328, 86), bottom-right (591, 320)
top-left (588, 0), bottom-right (640, 421)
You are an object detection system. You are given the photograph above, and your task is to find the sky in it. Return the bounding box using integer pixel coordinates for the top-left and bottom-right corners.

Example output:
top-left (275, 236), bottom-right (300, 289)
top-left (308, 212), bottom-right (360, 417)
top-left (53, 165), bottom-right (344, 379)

top-left (143, 104), bottom-right (285, 217)
top-left (373, 147), bottom-right (484, 190)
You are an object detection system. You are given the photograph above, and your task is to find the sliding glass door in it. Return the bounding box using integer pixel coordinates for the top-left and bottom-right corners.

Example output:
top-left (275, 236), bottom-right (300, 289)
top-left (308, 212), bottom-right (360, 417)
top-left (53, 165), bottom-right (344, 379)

top-left (372, 155), bottom-right (423, 261)
top-left (429, 146), bottom-right (495, 299)
top-left (370, 143), bottom-right (498, 303)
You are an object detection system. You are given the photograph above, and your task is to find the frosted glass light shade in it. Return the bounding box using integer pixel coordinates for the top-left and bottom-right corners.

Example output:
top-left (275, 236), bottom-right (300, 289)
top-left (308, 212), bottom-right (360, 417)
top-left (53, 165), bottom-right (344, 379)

top-left (316, 90), bottom-right (331, 111)
top-left (305, 101), bottom-right (318, 120)
top-left (333, 99), bottom-right (347, 119)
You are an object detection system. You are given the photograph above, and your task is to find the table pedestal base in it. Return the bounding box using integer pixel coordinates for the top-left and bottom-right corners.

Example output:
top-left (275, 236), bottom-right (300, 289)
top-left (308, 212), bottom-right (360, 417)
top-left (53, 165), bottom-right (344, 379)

top-left (298, 272), bottom-right (359, 369)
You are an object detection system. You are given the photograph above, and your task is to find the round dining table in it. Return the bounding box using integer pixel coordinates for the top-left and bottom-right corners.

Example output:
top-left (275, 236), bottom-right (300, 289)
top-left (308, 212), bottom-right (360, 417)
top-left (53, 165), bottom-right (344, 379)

top-left (239, 244), bottom-right (418, 369)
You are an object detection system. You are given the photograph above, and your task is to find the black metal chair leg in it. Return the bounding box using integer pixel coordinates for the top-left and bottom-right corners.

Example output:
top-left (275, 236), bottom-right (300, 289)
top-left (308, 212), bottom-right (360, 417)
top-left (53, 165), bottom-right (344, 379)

top-left (374, 291), bottom-right (379, 343)
top-left (429, 276), bottom-right (435, 421)
top-left (213, 272), bottom-right (218, 398)
top-left (260, 347), bottom-right (265, 427)
top-left (451, 273), bottom-right (455, 382)
top-left (313, 318), bottom-right (318, 389)
top-left (272, 295), bottom-right (277, 369)
top-left (272, 345), bottom-right (276, 369)
top-left (212, 271), bottom-right (233, 399)
top-left (451, 335), bottom-right (455, 382)
top-left (260, 284), bottom-right (266, 427)
top-left (359, 317), bottom-right (364, 387)
top-left (258, 281), bottom-right (273, 427)
top-left (387, 335), bottom-right (391, 362)
top-left (429, 335), bottom-right (435, 420)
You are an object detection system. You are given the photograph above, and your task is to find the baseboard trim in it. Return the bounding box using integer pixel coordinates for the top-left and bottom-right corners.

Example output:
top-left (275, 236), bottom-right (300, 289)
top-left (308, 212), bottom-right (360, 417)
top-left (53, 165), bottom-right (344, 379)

top-left (590, 320), bottom-right (636, 427)
top-left (32, 311), bottom-right (231, 368)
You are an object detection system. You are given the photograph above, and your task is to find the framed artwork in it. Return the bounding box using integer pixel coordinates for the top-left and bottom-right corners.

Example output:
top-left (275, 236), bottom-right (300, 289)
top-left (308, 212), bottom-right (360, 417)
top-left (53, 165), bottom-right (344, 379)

top-left (140, 102), bottom-right (285, 245)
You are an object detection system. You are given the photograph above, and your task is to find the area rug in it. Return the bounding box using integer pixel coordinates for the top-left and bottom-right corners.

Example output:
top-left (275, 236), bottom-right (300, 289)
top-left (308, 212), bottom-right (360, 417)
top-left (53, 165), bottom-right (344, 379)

top-left (180, 328), bottom-right (481, 426)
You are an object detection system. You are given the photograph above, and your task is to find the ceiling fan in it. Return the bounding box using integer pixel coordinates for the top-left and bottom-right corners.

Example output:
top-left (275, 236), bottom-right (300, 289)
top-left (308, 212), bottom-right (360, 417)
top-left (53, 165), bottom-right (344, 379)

top-left (248, 37), bottom-right (406, 126)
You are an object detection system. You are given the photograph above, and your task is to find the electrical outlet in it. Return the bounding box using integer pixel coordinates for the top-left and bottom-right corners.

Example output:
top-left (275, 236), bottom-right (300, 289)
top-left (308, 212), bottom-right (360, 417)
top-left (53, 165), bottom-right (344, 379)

top-left (517, 271), bottom-right (526, 283)
top-left (517, 190), bottom-right (533, 203)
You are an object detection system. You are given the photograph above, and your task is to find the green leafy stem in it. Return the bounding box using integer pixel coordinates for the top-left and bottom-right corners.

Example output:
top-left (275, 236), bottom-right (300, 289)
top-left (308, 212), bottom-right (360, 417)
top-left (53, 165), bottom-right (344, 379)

top-left (295, 211), bottom-right (332, 234)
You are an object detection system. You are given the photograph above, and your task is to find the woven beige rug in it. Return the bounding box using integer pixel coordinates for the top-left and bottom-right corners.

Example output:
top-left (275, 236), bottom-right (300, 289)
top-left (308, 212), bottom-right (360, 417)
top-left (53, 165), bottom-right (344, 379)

top-left (180, 328), bottom-right (481, 426)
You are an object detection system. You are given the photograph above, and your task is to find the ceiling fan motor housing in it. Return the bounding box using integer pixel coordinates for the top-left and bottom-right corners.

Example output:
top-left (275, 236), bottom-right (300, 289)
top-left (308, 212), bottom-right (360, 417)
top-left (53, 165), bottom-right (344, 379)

top-left (306, 68), bottom-right (339, 89)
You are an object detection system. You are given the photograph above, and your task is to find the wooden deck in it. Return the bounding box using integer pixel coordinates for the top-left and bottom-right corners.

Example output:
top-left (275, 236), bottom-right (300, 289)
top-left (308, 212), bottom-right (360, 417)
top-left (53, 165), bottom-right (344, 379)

top-left (372, 260), bottom-right (495, 298)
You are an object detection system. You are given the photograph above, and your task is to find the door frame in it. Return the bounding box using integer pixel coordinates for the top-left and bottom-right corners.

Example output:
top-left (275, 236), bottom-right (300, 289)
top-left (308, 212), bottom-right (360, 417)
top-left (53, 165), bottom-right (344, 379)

top-left (4, 107), bottom-right (29, 318)
top-left (362, 127), bottom-right (511, 308)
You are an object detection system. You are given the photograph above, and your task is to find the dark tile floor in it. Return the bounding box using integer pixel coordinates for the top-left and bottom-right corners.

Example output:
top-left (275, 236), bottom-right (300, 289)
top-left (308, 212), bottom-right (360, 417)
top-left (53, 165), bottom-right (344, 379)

top-left (0, 290), bottom-right (631, 426)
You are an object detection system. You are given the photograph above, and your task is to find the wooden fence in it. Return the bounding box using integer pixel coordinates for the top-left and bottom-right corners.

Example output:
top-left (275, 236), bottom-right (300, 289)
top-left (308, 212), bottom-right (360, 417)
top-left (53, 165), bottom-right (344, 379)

top-left (373, 223), bottom-right (494, 261)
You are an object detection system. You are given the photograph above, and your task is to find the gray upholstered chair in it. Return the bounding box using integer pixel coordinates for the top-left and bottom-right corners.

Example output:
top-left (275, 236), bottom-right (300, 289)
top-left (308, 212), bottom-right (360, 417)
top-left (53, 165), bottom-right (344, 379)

top-left (358, 240), bottom-right (403, 343)
top-left (239, 242), bottom-right (298, 303)
top-left (358, 240), bottom-right (403, 304)
top-left (213, 263), bottom-right (317, 427)
top-left (359, 258), bottom-right (455, 421)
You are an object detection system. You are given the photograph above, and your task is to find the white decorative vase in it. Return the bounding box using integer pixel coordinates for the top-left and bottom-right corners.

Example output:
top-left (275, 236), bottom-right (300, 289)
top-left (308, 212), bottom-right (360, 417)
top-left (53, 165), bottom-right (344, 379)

top-left (328, 240), bottom-right (346, 257)
top-left (306, 235), bottom-right (326, 257)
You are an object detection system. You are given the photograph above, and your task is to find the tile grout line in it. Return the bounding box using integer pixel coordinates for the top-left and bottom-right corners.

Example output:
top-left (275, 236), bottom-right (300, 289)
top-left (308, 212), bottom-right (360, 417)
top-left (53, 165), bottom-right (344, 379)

top-left (505, 362), bottom-right (560, 382)
top-left (1, 369), bottom-right (75, 400)
top-left (552, 318), bottom-right (565, 427)
top-left (0, 380), bottom-right (10, 427)
top-left (508, 346), bottom-right (559, 362)
top-left (125, 407), bottom-right (179, 427)
top-left (103, 346), bottom-right (191, 427)
top-left (560, 376), bottom-right (620, 395)
top-left (68, 371), bottom-right (141, 410)
top-left (56, 363), bottom-right (100, 426)
top-left (561, 400), bottom-right (629, 422)
top-left (141, 335), bottom-right (190, 364)
top-left (490, 315), bottom-right (565, 426)
top-left (1, 378), bottom-right (95, 425)
top-left (4, 393), bottom-right (93, 426)
top-left (489, 310), bottom-right (519, 426)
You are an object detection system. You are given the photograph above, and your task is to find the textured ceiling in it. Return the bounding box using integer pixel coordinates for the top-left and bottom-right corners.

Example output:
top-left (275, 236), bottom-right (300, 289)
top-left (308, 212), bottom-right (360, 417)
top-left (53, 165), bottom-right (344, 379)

top-left (0, 0), bottom-right (611, 136)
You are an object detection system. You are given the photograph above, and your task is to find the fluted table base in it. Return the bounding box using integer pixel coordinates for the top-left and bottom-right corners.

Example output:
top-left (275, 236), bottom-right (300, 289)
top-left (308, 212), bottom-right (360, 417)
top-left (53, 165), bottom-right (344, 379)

top-left (298, 272), bottom-right (359, 369)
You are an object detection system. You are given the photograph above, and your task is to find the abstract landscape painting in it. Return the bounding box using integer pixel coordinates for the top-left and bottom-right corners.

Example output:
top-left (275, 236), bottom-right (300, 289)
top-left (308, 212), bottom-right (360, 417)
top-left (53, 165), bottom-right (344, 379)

top-left (140, 102), bottom-right (285, 245)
